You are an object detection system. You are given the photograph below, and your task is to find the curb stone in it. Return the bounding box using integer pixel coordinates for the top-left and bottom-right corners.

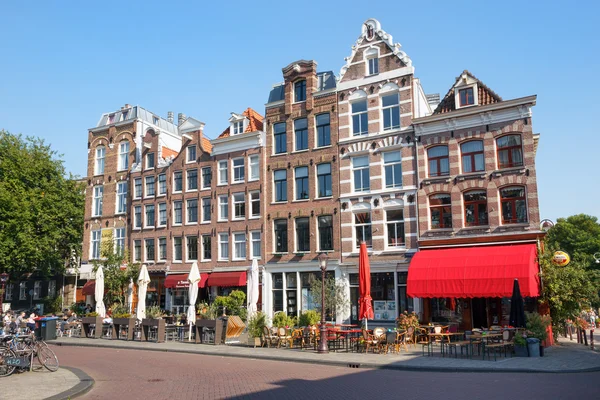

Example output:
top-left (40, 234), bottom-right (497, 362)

top-left (45, 366), bottom-right (95, 400)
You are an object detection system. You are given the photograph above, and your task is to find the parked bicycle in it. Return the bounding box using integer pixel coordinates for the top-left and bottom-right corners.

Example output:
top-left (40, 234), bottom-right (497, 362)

top-left (0, 333), bottom-right (59, 377)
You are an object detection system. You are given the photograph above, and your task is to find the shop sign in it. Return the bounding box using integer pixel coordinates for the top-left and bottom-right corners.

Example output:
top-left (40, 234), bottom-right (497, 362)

top-left (552, 251), bottom-right (570, 267)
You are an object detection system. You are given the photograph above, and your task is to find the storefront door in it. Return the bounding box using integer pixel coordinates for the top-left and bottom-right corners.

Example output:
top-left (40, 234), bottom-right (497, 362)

top-left (472, 298), bottom-right (487, 329)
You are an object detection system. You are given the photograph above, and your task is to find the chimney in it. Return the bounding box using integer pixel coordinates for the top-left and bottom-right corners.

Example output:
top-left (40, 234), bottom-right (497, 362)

top-left (178, 113), bottom-right (187, 126)
top-left (167, 111), bottom-right (174, 124)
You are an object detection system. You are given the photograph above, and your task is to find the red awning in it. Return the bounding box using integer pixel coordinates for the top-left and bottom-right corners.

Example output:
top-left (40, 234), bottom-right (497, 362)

top-left (407, 244), bottom-right (540, 298)
top-left (207, 271), bottom-right (247, 287)
top-left (81, 280), bottom-right (95, 296)
top-left (164, 274), bottom-right (208, 289)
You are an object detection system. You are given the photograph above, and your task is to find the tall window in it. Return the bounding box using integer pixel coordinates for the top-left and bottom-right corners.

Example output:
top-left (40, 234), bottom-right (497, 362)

top-left (146, 153), bottom-right (155, 169)
top-left (158, 238), bottom-right (167, 261)
top-left (251, 231), bottom-right (261, 259)
top-left (187, 145), bottom-right (196, 163)
top-left (317, 163), bottom-right (332, 198)
top-left (382, 93), bottom-right (400, 130)
top-left (91, 230), bottom-right (101, 259)
top-left (296, 217), bottom-right (310, 252)
top-left (430, 194), bottom-right (452, 229)
top-left (202, 235), bottom-right (211, 261)
top-left (145, 204), bottom-right (155, 227)
top-left (187, 199), bottom-right (198, 223)
top-left (145, 176), bottom-right (155, 197)
top-left (118, 141), bottom-right (129, 171)
top-left (145, 239), bottom-right (155, 261)
top-left (95, 146), bottom-right (105, 175)
top-left (318, 215), bottom-right (333, 251)
top-left (352, 100), bottom-right (368, 136)
top-left (187, 236), bottom-right (198, 261)
top-left (295, 166), bottom-right (309, 200)
top-left (233, 158), bottom-right (245, 183)
top-left (274, 219), bottom-right (288, 253)
top-left (500, 186), bottom-right (527, 224)
top-left (134, 240), bottom-right (141, 262)
top-left (158, 174), bottom-right (167, 195)
top-left (353, 156), bottom-right (370, 192)
top-left (134, 178), bottom-right (142, 198)
top-left (274, 169), bottom-right (287, 202)
top-left (5, 284), bottom-right (13, 301)
top-left (233, 193), bottom-right (245, 219)
top-left (173, 171), bottom-right (182, 192)
top-left (202, 167), bottom-right (211, 188)
top-left (250, 191), bottom-right (260, 217)
top-left (114, 227), bottom-right (125, 256)
top-left (218, 195), bottom-right (228, 221)
top-left (459, 87), bottom-right (475, 106)
top-left (48, 281), bottom-right (56, 298)
top-left (134, 206), bottom-right (142, 228)
top-left (233, 120), bottom-right (244, 135)
top-left (368, 56), bottom-right (379, 75)
top-left (202, 197), bottom-right (211, 222)
top-left (33, 281), bottom-right (41, 299)
top-left (461, 140), bottom-right (484, 173)
top-left (384, 151), bottom-right (402, 188)
top-left (158, 203), bottom-right (167, 226)
top-left (116, 182), bottom-right (127, 214)
top-left (233, 233), bottom-right (246, 260)
top-left (93, 186), bottom-right (103, 216)
top-left (219, 233), bottom-right (229, 260)
top-left (218, 160), bottom-right (228, 184)
top-left (464, 191), bottom-right (488, 226)
top-left (427, 146), bottom-right (450, 177)
top-left (294, 118), bottom-right (308, 151)
top-left (19, 282), bottom-right (27, 300)
top-left (173, 237), bottom-right (182, 261)
top-left (274, 122), bottom-right (287, 154)
top-left (386, 210), bottom-right (405, 247)
top-left (316, 113), bottom-right (331, 148)
top-left (272, 273), bottom-right (283, 313)
top-left (294, 80), bottom-right (306, 102)
top-left (173, 201), bottom-right (182, 225)
top-left (249, 155), bottom-right (259, 181)
top-left (497, 135), bottom-right (523, 169)
top-left (355, 212), bottom-right (372, 248)
top-left (187, 169), bottom-right (198, 190)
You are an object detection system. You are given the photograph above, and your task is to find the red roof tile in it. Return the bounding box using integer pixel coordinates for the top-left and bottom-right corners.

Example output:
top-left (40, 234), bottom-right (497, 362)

top-left (162, 147), bottom-right (179, 159)
top-left (200, 137), bottom-right (213, 154)
top-left (217, 107), bottom-right (264, 139)
top-left (433, 70), bottom-right (502, 114)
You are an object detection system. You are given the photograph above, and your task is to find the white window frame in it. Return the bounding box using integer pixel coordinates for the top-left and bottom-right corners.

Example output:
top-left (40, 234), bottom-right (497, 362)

top-left (118, 141), bottom-right (129, 171)
top-left (93, 186), bottom-right (103, 217)
top-left (158, 173), bottom-right (167, 195)
top-left (33, 281), bottom-right (41, 300)
top-left (95, 146), bottom-right (105, 175)
top-left (145, 204), bottom-right (155, 228)
top-left (91, 229), bottom-right (101, 259)
top-left (173, 171), bottom-right (183, 193)
top-left (218, 160), bottom-right (228, 185)
top-left (352, 156), bottom-right (370, 192)
top-left (364, 47), bottom-right (379, 76)
top-left (145, 238), bottom-right (155, 262)
top-left (249, 155), bottom-right (259, 181)
top-left (232, 192), bottom-right (245, 220)
top-left (187, 145), bottom-right (197, 163)
top-left (218, 195), bottom-right (229, 221)
top-left (232, 157), bottom-right (245, 183)
top-left (249, 191), bottom-right (260, 218)
top-left (201, 234), bottom-right (212, 261)
top-left (350, 91), bottom-right (368, 136)
top-left (146, 152), bottom-right (155, 170)
top-left (233, 232), bottom-right (246, 261)
top-left (47, 280), bottom-right (56, 298)
top-left (173, 237), bottom-right (183, 262)
top-left (317, 215), bottom-right (334, 252)
top-left (186, 236), bottom-right (198, 261)
top-left (158, 237), bottom-right (167, 261)
top-left (5, 283), bottom-right (13, 301)
top-left (19, 282), bottom-right (27, 300)
top-left (145, 175), bottom-right (155, 197)
top-left (158, 202), bottom-right (167, 227)
top-left (233, 120), bottom-right (244, 135)
top-left (201, 167), bottom-right (211, 189)
top-left (173, 201), bottom-right (183, 226)
top-left (383, 151), bottom-right (402, 188)
top-left (134, 178), bottom-right (142, 199)
top-left (133, 239), bottom-right (142, 262)
top-left (116, 181), bottom-right (127, 214)
top-left (250, 231), bottom-right (261, 260)
top-left (381, 92), bottom-right (401, 131)
top-left (354, 211), bottom-right (372, 249)
top-left (114, 227), bottom-right (126, 255)
top-left (186, 199), bottom-right (198, 224)
top-left (201, 197), bottom-right (211, 223)
top-left (218, 233), bottom-right (229, 261)
top-left (385, 208), bottom-right (406, 249)
top-left (134, 205), bottom-right (142, 229)
top-left (186, 169), bottom-right (198, 191)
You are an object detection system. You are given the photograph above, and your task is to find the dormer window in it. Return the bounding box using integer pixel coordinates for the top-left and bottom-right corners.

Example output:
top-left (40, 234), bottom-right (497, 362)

top-left (233, 121), bottom-right (244, 135)
top-left (459, 87), bottom-right (475, 106)
top-left (294, 80), bottom-right (306, 103)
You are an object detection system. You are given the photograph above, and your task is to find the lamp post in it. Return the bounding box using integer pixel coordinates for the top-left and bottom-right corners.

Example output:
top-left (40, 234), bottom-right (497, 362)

top-left (317, 252), bottom-right (329, 354)
top-left (0, 272), bottom-right (9, 313)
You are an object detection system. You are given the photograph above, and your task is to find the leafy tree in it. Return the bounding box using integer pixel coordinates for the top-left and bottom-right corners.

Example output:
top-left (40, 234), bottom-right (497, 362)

top-left (0, 131), bottom-right (84, 278)
top-left (545, 214), bottom-right (600, 270)
top-left (309, 276), bottom-right (349, 321)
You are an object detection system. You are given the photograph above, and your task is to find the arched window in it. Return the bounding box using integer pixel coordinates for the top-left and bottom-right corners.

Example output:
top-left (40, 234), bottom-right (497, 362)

top-left (464, 190), bottom-right (488, 226)
top-left (500, 186), bottom-right (527, 224)
top-left (496, 135), bottom-right (523, 169)
top-left (429, 194), bottom-right (452, 229)
top-left (427, 146), bottom-right (449, 177)
top-left (95, 145), bottom-right (105, 175)
top-left (461, 140), bottom-right (484, 173)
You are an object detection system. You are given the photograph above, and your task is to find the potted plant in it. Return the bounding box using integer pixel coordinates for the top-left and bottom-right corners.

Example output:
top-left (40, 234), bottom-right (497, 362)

top-left (298, 310), bottom-right (320, 327)
top-left (111, 303), bottom-right (135, 340)
top-left (247, 312), bottom-right (269, 347)
top-left (81, 312), bottom-right (103, 338)
top-left (526, 312), bottom-right (551, 357)
top-left (513, 331), bottom-right (529, 357)
top-left (396, 311), bottom-right (420, 331)
top-left (141, 306), bottom-right (166, 342)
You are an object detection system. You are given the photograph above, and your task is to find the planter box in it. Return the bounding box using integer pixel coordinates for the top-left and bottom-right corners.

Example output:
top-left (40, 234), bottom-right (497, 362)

top-left (248, 336), bottom-right (262, 348)
top-left (81, 316), bottom-right (103, 339)
top-left (112, 318), bottom-right (136, 341)
top-left (141, 318), bottom-right (166, 342)
top-left (514, 344), bottom-right (528, 357)
top-left (195, 318), bottom-right (225, 345)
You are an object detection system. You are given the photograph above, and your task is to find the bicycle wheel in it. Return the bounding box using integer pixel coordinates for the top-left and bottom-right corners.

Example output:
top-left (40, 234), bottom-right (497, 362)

top-left (0, 346), bottom-right (17, 377)
top-left (37, 346), bottom-right (59, 372)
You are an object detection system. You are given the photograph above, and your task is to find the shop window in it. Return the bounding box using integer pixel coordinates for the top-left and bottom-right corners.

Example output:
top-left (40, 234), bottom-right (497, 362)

top-left (286, 272), bottom-right (297, 317)
top-left (397, 272), bottom-right (413, 314)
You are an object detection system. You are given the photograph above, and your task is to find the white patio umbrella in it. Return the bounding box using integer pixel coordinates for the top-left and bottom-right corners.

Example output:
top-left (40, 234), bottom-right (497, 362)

top-left (136, 265), bottom-right (151, 321)
top-left (95, 265), bottom-right (106, 317)
top-left (187, 262), bottom-right (201, 341)
top-left (247, 259), bottom-right (259, 319)
top-left (127, 278), bottom-right (134, 313)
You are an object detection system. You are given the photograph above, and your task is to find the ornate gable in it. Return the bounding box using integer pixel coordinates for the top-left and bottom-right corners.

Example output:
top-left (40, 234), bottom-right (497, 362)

top-left (434, 70), bottom-right (503, 114)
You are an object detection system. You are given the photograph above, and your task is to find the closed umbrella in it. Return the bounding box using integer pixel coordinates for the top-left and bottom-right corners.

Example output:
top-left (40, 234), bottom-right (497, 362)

top-left (509, 279), bottom-right (526, 328)
top-left (136, 265), bottom-right (150, 321)
top-left (247, 259), bottom-right (259, 319)
top-left (95, 265), bottom-right (106, 317)
top-left (127, 278), bottom-right (134, 313)
top-left (358, 242), bottom-right (374, 330)
top-left (187, 262), bottom-right (201, 341)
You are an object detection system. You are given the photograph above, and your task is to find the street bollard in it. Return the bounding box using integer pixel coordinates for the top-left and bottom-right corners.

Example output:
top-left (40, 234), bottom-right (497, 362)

top-left (583, 329), bottom-right (588, 346)
top-left (577, 328), bottom-right (582, 343)
top-left (568, 325), bottom-right (573, 341)
top-left (591, 330), bottom-right (594, 351)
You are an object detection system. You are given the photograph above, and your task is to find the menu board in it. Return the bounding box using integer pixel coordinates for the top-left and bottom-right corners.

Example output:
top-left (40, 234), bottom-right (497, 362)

top-left (373, 301), bottom-right (397, 320)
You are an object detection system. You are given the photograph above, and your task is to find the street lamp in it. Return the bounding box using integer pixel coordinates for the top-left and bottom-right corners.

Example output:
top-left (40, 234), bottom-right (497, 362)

top-left (317, 252), bottom-right (329, 354)
top-left (0, 272), bottom-right (9, 313)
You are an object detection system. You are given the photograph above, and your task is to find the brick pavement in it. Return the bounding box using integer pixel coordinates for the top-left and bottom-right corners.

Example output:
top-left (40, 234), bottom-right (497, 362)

top-left (48, 334), bottom-right (600, 373)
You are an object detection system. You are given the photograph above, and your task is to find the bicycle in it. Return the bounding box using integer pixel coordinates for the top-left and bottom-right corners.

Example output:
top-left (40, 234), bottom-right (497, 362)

top-left (0, 333), bottom-right (59, 377)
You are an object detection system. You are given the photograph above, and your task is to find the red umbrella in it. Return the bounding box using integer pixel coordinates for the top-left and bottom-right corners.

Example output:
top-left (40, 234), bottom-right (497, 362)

top-left (358, 242), bottom-right (374, 326)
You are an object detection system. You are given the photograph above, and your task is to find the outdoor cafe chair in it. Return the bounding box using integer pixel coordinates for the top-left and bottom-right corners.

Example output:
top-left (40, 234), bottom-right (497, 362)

top-left (405, 326), bottom-right (416, 348)
top-left (445, 333), bottom-right (471, 358)
top-left (277, 327), bottom-right (292, 348)
top-left (262, 326), bottom-right (279, 348)
top-left (416, 328), bottom-right (431, 355)
top-left (291, 329), bottom-right (305, 349)
top-left (361, 329), bottom-right (381, 354)
top-left (391, 331), bottom-right (409, 354)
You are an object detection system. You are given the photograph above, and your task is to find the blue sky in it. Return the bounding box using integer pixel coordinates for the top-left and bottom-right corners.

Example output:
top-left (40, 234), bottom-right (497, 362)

top-left (1, 1), bottom-right (598, 222)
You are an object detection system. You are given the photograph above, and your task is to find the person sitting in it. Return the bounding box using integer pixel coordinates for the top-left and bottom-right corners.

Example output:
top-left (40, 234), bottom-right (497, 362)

top-left (61, 311), bottom-right (77, 333)
top-left (16, 311), bottom-right (26, 326)
top-left (26, 313), bottom-right (36, 332)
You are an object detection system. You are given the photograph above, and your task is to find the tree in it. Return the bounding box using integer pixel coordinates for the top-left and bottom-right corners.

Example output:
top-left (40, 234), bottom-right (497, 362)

top-left (309, 276), bottom-right (349, 321)
top-left (0, 131), bottom-right (84, 277)
top-left (545, 214), bottom-right (600, 270)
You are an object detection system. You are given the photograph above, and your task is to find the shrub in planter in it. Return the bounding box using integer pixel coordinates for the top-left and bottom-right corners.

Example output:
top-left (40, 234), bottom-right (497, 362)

top-left (526, 312), bottom-right (551, 356)
top-left (247, 312), bottom-right (269, 347)
top-left (273, 311), bottom-right (297, 329)
top-left (513, 332), bottom-right (529, 357)
top-left (298, 310), bottom-right (320, 327)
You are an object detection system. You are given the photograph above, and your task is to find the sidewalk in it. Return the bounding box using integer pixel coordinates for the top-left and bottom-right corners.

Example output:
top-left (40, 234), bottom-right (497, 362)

top-left (48, 335), bottom-right (600, 373)
top-left (2, 366), bottom-right (93, 400)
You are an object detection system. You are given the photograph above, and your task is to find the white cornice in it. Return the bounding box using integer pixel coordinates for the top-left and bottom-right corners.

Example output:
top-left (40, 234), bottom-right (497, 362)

top-left (337, 67), bottom-right (414, 91)
top-left (211, 131), bottom-right (265, 156)
top-left (265, 100), bottom-right (285, 109)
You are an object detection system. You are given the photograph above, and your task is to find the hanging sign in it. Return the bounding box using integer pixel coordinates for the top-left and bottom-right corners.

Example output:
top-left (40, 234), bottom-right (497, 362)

top-left (552, 251), bottom-right (570, 267)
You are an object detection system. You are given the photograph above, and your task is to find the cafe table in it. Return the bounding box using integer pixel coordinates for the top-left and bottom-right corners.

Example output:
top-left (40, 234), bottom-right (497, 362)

top-left (466, 332), bottom-right (503, 358)
top-left (426, 332), bottom-right (464, 356)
